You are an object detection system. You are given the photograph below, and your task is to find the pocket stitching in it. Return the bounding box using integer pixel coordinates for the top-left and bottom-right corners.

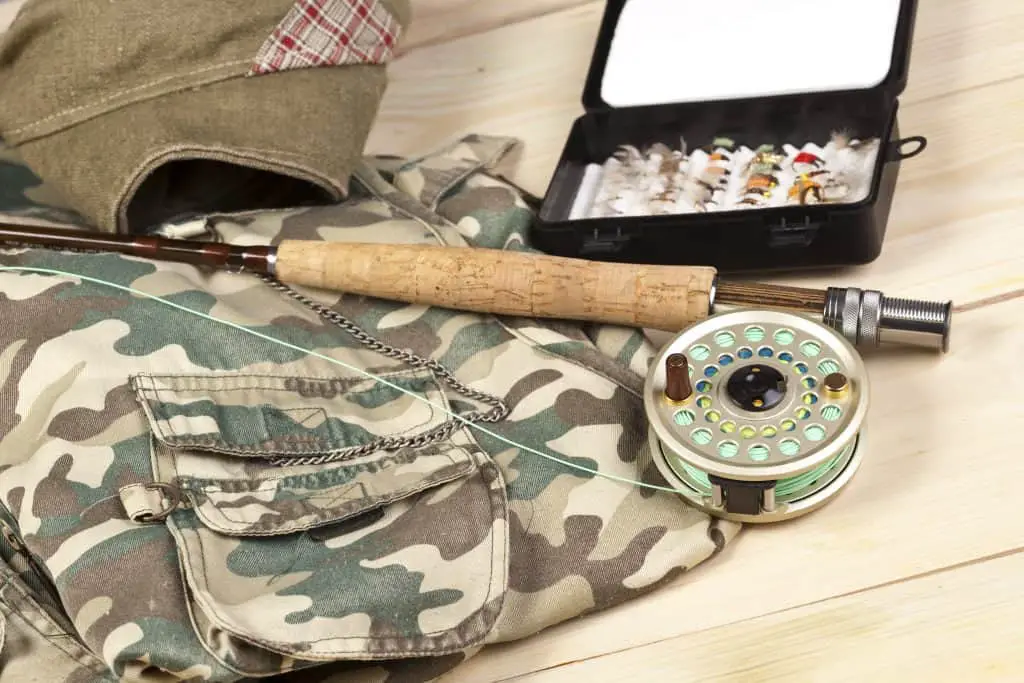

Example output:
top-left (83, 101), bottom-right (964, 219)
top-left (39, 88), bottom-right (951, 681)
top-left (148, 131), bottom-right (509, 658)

top-left (186, 441), bottom-right (467, 491)
top-left (132, 370), bottom-right (448, 456)
top-left (136, 367), bottom-right (509, 655)
top-left (177, 456), bottom-right (507, 655)
top-left (186, 446), bottom-right (476, 536)
top-left (150, 389), bottom-right (438, 453)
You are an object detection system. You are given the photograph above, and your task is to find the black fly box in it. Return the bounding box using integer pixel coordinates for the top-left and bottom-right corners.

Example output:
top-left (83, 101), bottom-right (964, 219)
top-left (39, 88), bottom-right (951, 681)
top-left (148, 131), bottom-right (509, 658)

top-left (532, 0), bottom-right (928, 273)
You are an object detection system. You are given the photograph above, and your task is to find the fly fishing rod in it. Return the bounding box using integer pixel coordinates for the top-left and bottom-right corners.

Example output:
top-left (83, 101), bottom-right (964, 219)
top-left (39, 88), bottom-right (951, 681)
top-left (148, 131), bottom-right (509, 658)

top-left (0, 220), bottom-right (951, 523)
top-left (0, 221), bottom-right (952, 353)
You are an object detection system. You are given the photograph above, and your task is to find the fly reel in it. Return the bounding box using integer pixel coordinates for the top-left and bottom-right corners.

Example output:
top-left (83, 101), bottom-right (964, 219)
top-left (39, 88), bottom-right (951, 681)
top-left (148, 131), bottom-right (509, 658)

top-left (644, 309), bottom-right (869, 523)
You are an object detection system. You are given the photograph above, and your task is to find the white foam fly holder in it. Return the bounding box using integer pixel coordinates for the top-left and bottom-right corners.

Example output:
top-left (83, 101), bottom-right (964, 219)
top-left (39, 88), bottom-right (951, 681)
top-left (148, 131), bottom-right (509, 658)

top-left (600, 0), bottom-right (904, 107)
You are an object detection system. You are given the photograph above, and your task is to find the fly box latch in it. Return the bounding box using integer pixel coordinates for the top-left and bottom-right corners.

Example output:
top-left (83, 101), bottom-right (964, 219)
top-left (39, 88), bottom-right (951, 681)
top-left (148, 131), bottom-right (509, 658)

top-left (767, 215), bottom-right (821, 249)
top-left (580, 224), bottom-right (632, 256)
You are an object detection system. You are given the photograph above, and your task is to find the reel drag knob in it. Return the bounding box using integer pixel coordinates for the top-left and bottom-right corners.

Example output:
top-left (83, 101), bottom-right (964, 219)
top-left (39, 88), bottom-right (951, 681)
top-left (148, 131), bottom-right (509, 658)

top-left (664, 353), bottom-right (694, 403)
top-left (643, 309), bottom-right (870, 523)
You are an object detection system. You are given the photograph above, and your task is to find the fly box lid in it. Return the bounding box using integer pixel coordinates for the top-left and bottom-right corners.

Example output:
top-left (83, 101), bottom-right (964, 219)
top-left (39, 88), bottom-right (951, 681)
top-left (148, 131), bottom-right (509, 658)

top-left (532, 0), bottom-right (928, 273)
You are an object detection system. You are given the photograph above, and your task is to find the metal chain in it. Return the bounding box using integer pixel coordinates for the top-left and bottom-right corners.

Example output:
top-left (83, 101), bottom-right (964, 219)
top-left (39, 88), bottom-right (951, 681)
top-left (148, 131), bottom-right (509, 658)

top-left (258, 275), bottom-right (510, 466)
top-left (0, 239), bottom-right (510, 467)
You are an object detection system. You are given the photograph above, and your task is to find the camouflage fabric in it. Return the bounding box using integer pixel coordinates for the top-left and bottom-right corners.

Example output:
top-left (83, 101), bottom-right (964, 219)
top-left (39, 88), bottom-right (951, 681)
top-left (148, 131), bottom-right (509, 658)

top-left (0, 133), bottom-right (741, 682)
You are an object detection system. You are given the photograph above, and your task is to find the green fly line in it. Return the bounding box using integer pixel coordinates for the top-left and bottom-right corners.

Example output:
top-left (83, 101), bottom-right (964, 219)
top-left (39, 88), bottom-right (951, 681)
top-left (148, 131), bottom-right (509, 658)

top-left (673, 445), bottom-right (852, 499)
top-left (0, 266), bottom-right (684, 493)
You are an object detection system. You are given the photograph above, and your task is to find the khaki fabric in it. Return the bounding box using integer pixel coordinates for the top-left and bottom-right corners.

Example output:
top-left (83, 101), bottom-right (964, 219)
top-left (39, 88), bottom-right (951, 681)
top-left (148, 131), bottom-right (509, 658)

top-left (0, 132), bottom-right (739, 682)
top-left (0, 566), bottom-right (116, 683)
top-left (0, 506), bottom-right (116, 682)
top-left (0, 0), bottom-right (411, 233)
top-left (0, 6), bottom-right (741, 681)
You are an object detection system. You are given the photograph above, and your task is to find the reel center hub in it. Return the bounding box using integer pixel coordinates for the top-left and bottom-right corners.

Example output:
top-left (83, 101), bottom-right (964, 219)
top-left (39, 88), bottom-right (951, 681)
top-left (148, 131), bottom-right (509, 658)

top-left (726, 364), bottom-right (787, 412)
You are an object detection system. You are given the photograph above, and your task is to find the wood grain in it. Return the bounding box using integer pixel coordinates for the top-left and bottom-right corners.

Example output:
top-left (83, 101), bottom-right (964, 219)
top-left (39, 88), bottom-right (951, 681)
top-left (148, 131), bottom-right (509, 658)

top-left (275, 240), bottom-right (717, 330)
top-left (713, 281), bottom-right (828, 314)
top-left (400, 0), bottom-right (591, 51)
top-left (0, 0), bottom-right (26, 34)
top-left (359, 0), bottom-right (1024, 680)
top-left (507, 548), bottom-right (1024, 682)
top-left (438, 298), bottom-right (1024, 682)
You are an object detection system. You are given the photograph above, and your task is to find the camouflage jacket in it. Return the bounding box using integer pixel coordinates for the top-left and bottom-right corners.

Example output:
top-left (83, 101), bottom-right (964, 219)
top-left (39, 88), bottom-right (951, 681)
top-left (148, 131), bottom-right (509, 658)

top-left (0, 134), bottom-right (740, 682)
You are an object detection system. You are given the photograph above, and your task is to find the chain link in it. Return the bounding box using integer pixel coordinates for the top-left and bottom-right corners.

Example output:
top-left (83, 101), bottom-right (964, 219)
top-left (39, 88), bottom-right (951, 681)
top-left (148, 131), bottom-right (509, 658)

top-left (259, 275), bottom-right (509, 466)
top-left (1, 238), bottom-right (510, 468)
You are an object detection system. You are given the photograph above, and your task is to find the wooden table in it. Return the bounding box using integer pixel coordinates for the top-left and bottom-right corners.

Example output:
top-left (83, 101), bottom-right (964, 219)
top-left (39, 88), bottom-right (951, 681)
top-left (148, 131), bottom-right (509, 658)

top-left (366, 1), bottom-right (1024, 681)
top-left (1, 0), bottom-right (1019, 679)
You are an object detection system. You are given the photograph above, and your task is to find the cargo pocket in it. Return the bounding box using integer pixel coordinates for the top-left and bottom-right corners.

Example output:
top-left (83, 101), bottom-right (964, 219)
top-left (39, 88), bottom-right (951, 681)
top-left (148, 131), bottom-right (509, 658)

top-left (126, 368), bottom-right (508, 673)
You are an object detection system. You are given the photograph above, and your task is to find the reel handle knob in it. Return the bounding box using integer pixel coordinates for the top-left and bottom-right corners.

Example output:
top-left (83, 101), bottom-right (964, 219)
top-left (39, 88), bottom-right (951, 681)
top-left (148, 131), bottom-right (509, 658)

top-left (664, 354), bottom-right (693, 402)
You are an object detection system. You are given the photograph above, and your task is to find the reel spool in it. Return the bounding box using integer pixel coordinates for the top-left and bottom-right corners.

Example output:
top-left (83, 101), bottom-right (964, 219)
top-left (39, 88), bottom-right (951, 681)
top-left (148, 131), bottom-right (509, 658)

top-left (644, 309), bottom-right (869, 523)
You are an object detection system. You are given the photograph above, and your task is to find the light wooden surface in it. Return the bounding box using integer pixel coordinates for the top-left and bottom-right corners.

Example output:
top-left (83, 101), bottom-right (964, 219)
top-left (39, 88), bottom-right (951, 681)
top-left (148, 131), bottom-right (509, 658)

top-left (367, 1), bottom-right (1024, 681)
top-left (1, 0), bottom-right (1020, 680)
top-left (0, 1), bottom-right (23, 31)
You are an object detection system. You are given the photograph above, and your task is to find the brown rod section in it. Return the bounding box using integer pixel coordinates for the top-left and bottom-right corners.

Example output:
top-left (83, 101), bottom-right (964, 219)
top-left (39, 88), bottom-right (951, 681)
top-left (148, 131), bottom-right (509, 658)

top-left (0, 222), bottom-right (274, 274)
top-left (714, 280), bottom-right (827, 313)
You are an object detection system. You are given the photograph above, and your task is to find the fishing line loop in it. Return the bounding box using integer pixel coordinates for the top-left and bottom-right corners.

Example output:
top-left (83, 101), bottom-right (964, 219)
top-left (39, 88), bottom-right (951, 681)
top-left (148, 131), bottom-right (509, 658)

top-left (0, 265), bottom-right (681, 494)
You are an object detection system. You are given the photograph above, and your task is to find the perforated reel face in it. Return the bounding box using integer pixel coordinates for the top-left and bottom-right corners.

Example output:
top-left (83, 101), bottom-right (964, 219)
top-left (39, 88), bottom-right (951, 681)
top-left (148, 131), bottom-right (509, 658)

top-left (644, 309), bottom-right (869, 521)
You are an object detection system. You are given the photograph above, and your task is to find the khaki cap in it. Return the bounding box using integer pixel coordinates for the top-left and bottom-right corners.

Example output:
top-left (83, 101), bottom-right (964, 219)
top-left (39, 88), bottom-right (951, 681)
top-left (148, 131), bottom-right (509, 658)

top-left (0, 0), bottom-right (410, 233)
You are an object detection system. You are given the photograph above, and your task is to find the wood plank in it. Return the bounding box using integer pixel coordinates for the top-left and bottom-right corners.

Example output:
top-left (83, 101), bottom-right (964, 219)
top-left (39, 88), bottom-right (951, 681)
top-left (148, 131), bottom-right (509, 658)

top-left (368, 2), bottom-right (603, 188)
top-left (903, 1), bottom-right (1024, 106)
top-left (438, 296), bottom-right (1024, 681)
top-left (506, 549), bottom-right (1024, 682)
top-left (0, 0), bottom-right (26, 34)
top-left (400, 0), bottom-right (591, 51)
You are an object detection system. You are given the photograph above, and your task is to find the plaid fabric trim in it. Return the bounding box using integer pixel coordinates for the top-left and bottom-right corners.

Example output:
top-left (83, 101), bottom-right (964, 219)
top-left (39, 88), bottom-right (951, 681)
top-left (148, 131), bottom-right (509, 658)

top-left (249, 0), bottom-right (401, 76)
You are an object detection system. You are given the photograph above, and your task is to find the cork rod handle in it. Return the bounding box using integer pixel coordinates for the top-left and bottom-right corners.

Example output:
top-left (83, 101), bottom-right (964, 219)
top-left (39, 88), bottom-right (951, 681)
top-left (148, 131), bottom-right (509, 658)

top-left (274, 241), bottom-right (717, 331)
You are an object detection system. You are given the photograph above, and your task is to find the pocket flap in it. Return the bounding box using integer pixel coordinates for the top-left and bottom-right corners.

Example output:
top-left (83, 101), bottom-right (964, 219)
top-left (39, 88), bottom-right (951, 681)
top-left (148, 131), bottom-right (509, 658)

top-left (132, 370), bottom-right (448, 457)
top-left (184, 443), bottom-right (475, 536)
top-left (128, 367), bottom-right (509, 668)
top-left (130, 370), bottom-right (473, 536)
